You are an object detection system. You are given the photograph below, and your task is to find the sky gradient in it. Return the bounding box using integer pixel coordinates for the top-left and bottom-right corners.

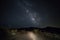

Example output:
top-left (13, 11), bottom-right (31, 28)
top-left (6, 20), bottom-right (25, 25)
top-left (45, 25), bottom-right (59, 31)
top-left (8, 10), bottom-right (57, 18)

top-left (0, 0), bottom-right (60, 28)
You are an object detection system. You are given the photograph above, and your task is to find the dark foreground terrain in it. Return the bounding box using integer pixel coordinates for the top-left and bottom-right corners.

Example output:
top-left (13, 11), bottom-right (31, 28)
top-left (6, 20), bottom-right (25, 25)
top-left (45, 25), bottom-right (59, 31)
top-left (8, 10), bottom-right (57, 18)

top-left (0, 26), bottom-right (60, 40)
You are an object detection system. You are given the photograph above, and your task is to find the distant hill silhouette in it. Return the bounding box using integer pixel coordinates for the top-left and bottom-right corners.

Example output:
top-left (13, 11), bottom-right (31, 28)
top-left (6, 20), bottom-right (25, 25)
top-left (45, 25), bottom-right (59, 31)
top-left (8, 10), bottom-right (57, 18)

top-left (8, 26), bottom-right (60, 34)
top-left (41, 26), bottom-right (60, 34)
top-left (0, 25), bottom-right (60, 34)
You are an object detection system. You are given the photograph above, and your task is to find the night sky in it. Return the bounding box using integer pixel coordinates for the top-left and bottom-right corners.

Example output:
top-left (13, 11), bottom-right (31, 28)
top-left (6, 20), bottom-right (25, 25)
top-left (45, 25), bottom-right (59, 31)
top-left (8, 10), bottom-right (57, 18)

top-left (0, 0), bottom-right (60, 28)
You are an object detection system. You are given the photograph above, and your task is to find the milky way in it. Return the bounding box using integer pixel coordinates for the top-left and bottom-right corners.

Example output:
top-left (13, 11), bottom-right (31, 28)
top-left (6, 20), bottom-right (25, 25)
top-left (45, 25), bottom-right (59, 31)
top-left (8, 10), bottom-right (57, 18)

top-left (1, 0), bottom-right (60, 28)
